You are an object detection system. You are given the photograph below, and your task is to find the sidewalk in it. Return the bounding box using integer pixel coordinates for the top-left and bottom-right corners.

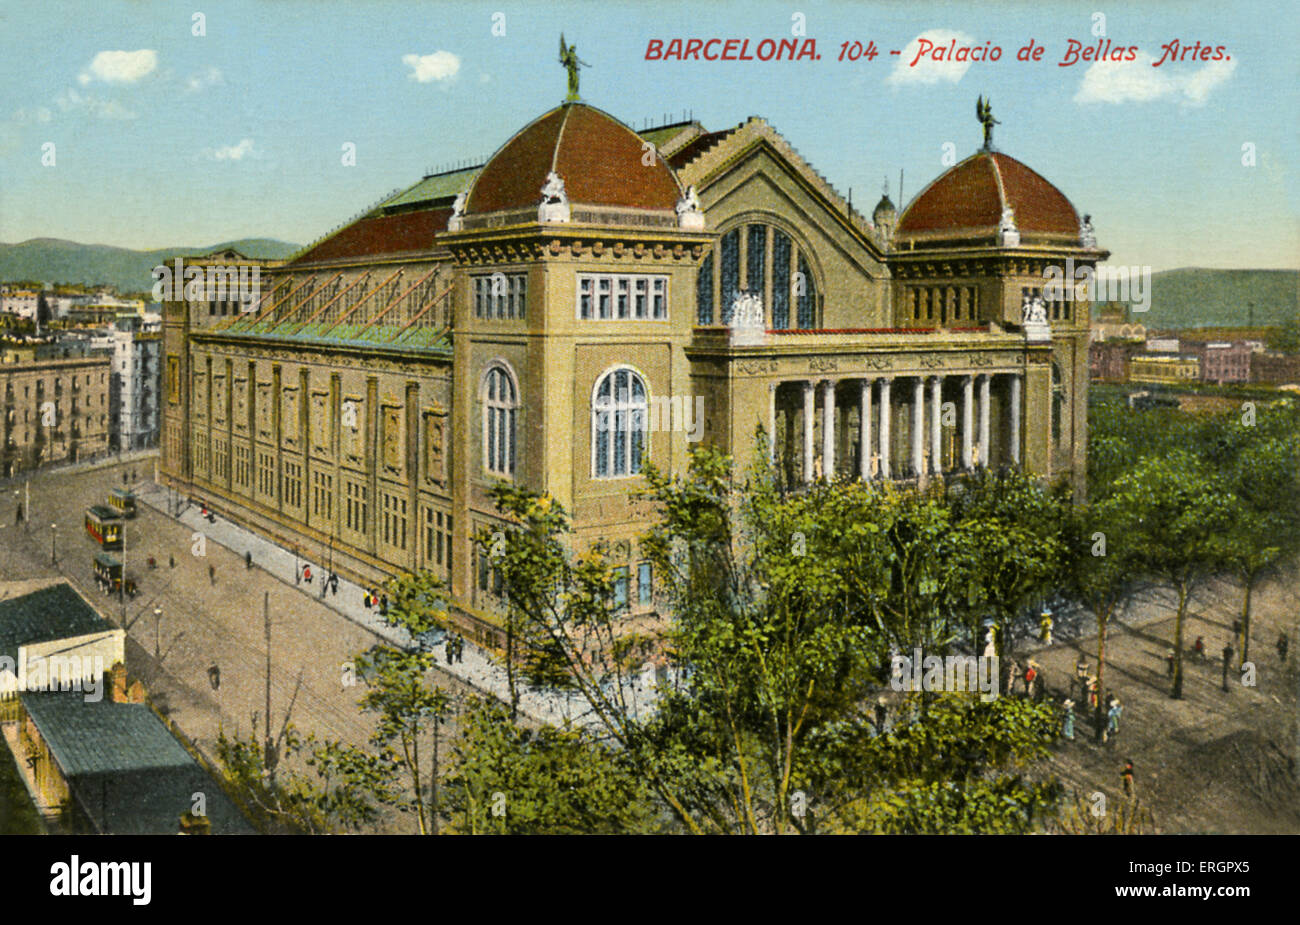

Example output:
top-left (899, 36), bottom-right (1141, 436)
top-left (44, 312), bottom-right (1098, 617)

top-left (132, 481), bottom-right (653, 729)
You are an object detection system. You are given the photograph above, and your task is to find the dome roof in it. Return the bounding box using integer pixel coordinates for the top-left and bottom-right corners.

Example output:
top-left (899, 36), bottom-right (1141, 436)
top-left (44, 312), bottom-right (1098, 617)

top-left (465, 103), bottom-right (683, 215)
top-left (896, 151), bottom-right (1080, 243)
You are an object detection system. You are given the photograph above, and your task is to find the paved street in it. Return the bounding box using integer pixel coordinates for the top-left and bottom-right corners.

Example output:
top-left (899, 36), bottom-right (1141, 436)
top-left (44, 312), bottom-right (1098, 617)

top-left (0, 454), bottom-right (480, 833)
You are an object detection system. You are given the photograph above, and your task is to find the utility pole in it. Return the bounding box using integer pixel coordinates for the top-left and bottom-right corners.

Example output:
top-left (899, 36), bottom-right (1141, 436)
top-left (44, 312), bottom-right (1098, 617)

top-left (264, 592), bottom-right (275, 784)
top-left (120, 519), bottom-right (127, 622)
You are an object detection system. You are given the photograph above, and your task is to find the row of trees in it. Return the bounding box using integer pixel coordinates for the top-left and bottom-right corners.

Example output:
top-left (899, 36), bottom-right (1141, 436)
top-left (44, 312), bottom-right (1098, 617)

top-left (214, 396), bottom-right (1299, 833)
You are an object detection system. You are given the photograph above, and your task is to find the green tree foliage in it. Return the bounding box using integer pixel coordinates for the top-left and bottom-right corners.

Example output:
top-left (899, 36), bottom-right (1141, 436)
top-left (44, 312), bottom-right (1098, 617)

top-left (441, 697), bottom-right (663, 834)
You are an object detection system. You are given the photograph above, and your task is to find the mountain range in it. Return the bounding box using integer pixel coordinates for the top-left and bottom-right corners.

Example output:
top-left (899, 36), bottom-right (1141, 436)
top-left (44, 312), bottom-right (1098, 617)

top-left (0, 237), bottom-right (301, 296)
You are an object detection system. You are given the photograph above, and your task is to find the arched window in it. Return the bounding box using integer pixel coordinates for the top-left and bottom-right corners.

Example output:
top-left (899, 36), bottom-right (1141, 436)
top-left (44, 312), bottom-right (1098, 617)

top-left (592, 367), bottom-right (648, 478)
top-left (481, 363), bottom-right (517, 477)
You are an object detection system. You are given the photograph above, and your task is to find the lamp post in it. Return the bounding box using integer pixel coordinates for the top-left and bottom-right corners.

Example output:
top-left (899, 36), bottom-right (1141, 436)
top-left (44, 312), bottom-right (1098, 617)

top-left (49, 523), bottom-right (57, 565)
top-left (153, 607), bottom-right (163, 660)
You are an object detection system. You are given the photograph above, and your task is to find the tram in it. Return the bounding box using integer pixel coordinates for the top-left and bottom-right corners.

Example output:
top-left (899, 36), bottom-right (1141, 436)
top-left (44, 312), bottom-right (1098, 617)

top-left (84, 505), bottom-right (123, 550)
top-left (92, 552), bottom-right (137, 597)
top-left (107, 488), bottom-right (137, 518)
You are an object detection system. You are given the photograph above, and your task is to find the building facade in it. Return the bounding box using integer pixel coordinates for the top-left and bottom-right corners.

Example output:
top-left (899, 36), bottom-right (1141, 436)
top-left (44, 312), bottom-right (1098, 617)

top-left (107, 321), bottom-right (162, 451)
top-left (1, 350), bottom-right (111, 477)
top-left (161, 93), bottom-right (1106, 644)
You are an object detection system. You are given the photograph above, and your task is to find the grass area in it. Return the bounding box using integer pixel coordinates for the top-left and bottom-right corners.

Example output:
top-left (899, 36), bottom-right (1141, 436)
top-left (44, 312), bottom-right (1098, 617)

top-left (0, 735), bottom-right (45, 834)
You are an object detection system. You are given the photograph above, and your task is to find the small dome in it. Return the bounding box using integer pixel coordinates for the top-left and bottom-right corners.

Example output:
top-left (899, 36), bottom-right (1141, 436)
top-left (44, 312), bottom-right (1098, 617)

top-left (465, 103), bottom-right (683, 215)
top-left (872, 194), bottom-right (896, 219)
top-left (897, 151), bottom-right (1080, 243)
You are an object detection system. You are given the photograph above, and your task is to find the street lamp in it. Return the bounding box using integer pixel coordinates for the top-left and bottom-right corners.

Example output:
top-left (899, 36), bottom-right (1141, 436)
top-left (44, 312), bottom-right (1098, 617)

top-left (153, 607), bottom-right (163, 659)
top-left (49, 523), bottom-right (57, 565)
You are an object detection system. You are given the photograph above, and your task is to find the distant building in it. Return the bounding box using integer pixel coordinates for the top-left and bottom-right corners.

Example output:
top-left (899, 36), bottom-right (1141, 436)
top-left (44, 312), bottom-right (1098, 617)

top-left (1252, 351), bottom-right (1300, 386)
top-left (1180, 340), bottom-right (1253, 384)
top-left (1129, 353), bottom-right (1200, 385)
top-left (107, 319), bottom-right (161, 452)
top-left (1088, 339), bottom-right (1141, 381)
top-left (1090, 303), bottom-right (1146, 343)
top-left (1, 349), bottom-right (111, 477)
top-left (1146, 336), bottom-right (1180, 353)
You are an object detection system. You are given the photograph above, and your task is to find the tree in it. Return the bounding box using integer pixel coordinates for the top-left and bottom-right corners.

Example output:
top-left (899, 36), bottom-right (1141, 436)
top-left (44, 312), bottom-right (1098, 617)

top-left (441, 696), bottom-right (662, 834)
top-left (1108, 451), bottom-right (1234, 698)
top-left (315, 571), bottom-right (455, 833)
top-left (1211, 403), bottom-right (1300, 666)
top-left (1062, 496), bottom-right (1142, 739)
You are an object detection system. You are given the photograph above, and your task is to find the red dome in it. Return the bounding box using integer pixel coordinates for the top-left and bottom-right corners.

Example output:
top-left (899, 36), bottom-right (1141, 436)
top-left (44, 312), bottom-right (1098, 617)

top-left (897, 151), bottom-right (1080, 242)
top-left (465, 103), bottom-right (682, 215)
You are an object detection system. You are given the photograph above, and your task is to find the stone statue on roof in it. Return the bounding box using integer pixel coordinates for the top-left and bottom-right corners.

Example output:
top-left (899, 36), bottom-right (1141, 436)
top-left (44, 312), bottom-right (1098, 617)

top-left (559, 34), bottom-right (589, 102)
top-left (447, 191), bottom-right (467, 232)
top-left (675, 185), bottom-right (704, 230)
top-left (976, 95), bottom-right (1000, 150)
top-left (539, 171), bottom-right (570, 223)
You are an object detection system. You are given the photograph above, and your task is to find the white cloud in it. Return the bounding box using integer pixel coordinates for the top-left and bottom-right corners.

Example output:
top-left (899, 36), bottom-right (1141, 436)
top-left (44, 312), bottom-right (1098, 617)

top-left (209, 138), bottom-right (256, 161)
top-left (887, 30), bottom-right (977, 86)
top-left (54, 88), bottom-right (137, 120)
top-left (402, 51), bottom-right (461, 83)
top-left (1074, 53), bottom-right (1236, 106)
top-left (185, 67), bottom-right (223, 93)
top-left (79, 49), bottom-right (158, 85)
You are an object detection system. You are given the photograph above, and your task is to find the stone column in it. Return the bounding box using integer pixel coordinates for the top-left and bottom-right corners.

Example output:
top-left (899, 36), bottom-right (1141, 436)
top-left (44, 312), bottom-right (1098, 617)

top-left (1009, 374), bottom-right (1022, 465)
top-left (822, 380), bottom-right (836, 479)
top-left (978, 373), bottom-right (991, 468)
top-left (962, 375), bottom-right (974, 469)
top-left (768, 382), bottom-right (777, 464)
top-left (930, 376), bottom-right (943, 474)
top-left (859, 378), bottom-right (872, 480)
top-left (878, 378), bottom-right (891, 479)
top-left (802, 380), bottom-right (815, 483)
top-left (911, 378), bottom-right (925, 477)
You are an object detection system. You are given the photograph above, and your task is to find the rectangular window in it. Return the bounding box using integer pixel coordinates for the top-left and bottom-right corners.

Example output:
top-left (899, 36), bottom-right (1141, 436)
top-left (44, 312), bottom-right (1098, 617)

top-left (612, 566), bottom-right (629, 611)
top-left (576, 274), bottom-right (669, 322)
top-left (312, 472), bottom-right (333, 519)
top-left (473, 273), bottom-right (526, 320)
top-left (579, 277), bottom-right (593, 319)
top-left (346, 482), bottom-right (368, 533)
top-left (638, 561), bottom-right (652, 606)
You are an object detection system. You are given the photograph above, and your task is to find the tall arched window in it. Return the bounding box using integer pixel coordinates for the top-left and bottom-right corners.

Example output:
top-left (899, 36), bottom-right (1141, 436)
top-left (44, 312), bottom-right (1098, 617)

top-left (481, 363), bottom-right (517, 477)
top-left (592, 367), bottom-right (648, 478)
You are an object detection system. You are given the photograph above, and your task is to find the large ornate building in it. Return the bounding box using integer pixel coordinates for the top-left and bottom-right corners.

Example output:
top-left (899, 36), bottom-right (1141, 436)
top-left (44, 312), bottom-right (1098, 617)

top-left (161, 84), bottom-right (1106, 646)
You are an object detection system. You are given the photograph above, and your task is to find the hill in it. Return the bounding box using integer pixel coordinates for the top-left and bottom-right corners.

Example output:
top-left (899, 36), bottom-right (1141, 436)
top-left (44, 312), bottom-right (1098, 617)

top-left (0, 237), bottom-right (300, 296)
top-left (1101, 268), bottom-right (1299, 330)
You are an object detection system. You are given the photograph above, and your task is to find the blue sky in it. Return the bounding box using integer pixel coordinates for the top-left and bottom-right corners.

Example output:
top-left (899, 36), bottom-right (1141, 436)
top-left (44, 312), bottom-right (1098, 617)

top-left (1, 0), bottom-right (1296, 272)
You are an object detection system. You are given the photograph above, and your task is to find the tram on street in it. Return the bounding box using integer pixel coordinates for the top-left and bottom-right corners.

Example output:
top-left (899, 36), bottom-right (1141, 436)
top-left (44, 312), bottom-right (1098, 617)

top-left (107, 488), bottom-right (137, 518)
top-left (92, 552), bottom-right (137, 597)
top-left (84, 505), bottom-right (123, 549)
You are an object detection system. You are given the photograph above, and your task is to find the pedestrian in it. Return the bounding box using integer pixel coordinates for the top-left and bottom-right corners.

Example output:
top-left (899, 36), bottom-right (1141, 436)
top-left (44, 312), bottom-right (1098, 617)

top-left (1106, 695), bottom-right (1122, 739)
top-left (445, 638), bottom-right (454, 663)
top-left (1278, 632), bottom-right (1289, 665)
top-left (208, 564), bottom-right (216, 584)
top-left (1039, 610), bottom-right (1053, 645)
top-left (1193, 636), bottom-right (1206, 661)
top-left (1061, 698), bottom-right (1076, 741)
top-left (456, 635), bottom-right (465, 663)
top-left (1086, 674), bottom-right (1099, 711)
top-left (13, 504), bottom-right (21, 525)
top-left (379, 594), bottom-right (388, 616)
top-left (1232, 618), bottom-right (1243, 652)
top-left (1165, 649), bottom-right (1175, 678)
top-left (245, 550), bottom-right (252, 570)
top-left (169, 554), bottom-right (175, 568)
top-left (1121, 760), bottom-right (1135, 799)
top-left (1004, 658), bottom-right (1020, 697)
top-left (1221, 643), bottom-right (1234, 692)
top-left (1024, 662), bottom-right (1038, 698)
top-left (303, 565), bottom-right (312, 584)
top-left (874, 696), bottom-right (887, 734)
top-left (362, 591), bottom-right (370, 609)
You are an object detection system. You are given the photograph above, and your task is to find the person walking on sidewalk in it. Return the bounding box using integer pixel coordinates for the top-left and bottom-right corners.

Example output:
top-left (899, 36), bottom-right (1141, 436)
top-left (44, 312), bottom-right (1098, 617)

top-left (1061, 698), bottom-right (1076, 741)
top-left (456, 634), bottom-right (465, 663)
top-left (245, 551), bottom-right (253, 570)
top-left (1106, 694), bottom-right (1122, 740)
top-left (1278, 632), bottom-right (1289, 665)
top-left (445, 637), bottom-right (454, 664)
top-left (208, 564), bottom-right (216, 585)
top-left (1121, 760), bottom-right (1135, 799)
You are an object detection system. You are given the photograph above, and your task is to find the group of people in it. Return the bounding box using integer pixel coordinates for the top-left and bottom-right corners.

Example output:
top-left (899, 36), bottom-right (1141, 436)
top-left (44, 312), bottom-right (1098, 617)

top-left (362, 588), bottom-right (388, 616)
top-left (1059, 687), bottom-right (1123, 742)
top-left (444, 633), bottom-right (466, 664)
